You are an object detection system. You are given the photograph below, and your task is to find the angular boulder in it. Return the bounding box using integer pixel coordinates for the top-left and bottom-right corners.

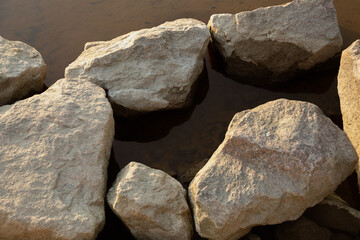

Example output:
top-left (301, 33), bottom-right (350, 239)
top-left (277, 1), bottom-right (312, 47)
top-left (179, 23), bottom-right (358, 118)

top-left (0, 36), bottom-right (46, 106)
top-left (208, 0), bottom-right (342, 84)
top-left (107, 162), bottom-right (193, 240)
top-left (0, 78), bottom-right (114, 239)
top-left (338, 39), bottom-right (360, 189)
top-left (65, 18), bottom-right (210, 116)
top-left (188, 99), bottom-right (357, 240)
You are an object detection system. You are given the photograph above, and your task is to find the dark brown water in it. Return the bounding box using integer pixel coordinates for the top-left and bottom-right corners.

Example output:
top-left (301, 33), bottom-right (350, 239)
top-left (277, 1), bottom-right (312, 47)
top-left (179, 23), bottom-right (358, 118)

top-left (1, 0), bottom-right (360, 239)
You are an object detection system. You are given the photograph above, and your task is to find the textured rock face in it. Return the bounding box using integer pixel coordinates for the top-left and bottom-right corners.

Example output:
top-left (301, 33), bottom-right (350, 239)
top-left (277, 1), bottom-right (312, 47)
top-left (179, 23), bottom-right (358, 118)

top-left (188, 99), bottom-right (357, 240)
top-left (208, 0), bottom-right (342, 83)
top-left (65, 18), bottom-right (210, 116)
top-left (107, 162), bottom-right (193, 240)
top-left (338, 39), bottom-right (360, 189)
top-left (0, 78), bottom-right (114, 240)
top-left (0, 36), bottom-right (46, 106)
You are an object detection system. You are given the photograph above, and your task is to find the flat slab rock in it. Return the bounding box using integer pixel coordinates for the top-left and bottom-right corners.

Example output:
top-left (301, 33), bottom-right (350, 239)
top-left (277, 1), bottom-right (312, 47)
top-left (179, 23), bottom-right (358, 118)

top-left (208, 0), bottom-right (342, 84)
top-left (107, 162), bottom-right (193, 240)
top-left (338, 39), bottom-right (360, 189)
top-left (0, 36), bottom-right (46, 106)
top-left (188, 99), bottom-right (357, 240)
top-left (0, 79), bottom-right (114, 239)
top-left (65, 18), bottom-right (210, 116)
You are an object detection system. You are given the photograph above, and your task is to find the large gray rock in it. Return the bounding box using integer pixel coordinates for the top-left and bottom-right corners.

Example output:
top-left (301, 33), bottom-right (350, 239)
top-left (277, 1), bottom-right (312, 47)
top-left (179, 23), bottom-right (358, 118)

top-left (188, 99), bottom-right (357, 240)
top-left (0, 36), bottom-right (46, 106)
top-left (107, 162), bottom-right (193, 240)
top-left (65, 18), bottom-right (210, 116)
top-left (338, 39), bottom-right (360, 189)
top-left (0, 78), bottom-right (114, 239)
top-left (208, 0), bottom-right (342, 83)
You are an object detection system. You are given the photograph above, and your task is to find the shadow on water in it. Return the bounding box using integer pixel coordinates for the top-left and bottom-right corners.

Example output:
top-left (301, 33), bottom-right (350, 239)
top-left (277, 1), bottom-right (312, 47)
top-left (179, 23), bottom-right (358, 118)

top-left (114, 66), bottom-right (209, 142)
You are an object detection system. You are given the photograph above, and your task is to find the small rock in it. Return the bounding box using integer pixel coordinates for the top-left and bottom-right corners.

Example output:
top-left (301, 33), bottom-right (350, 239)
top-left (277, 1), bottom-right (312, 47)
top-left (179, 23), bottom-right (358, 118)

top-left (0, 36), bottom-right (46, 106)
top-left (188, 99), bottom-right (357, 240)
top-left (65, 18), bottom-right (210, 116)
top-left (275, 216), bottom-right (332, 240)
top-left (107, 161), bottom-right (193, 240)
top-left (306, 193), bottom-right (360, 235)
top-left (0, 78), bottom-right (114, 239)
top-left (208, 0), bottom-right (342, 84)
top-left (338, 39), bottom-right (360, 189)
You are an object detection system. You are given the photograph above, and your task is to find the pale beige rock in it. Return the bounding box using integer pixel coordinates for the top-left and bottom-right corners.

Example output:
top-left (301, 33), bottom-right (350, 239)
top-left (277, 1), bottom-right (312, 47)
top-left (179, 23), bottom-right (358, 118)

top-left (306, 193), bottom-right (360, 235)
top-left (0, 78), bottom-right (114, 240)
top-left (107, 162), bottom-right (193, 240)
top-left (189, 99), bottom-right (357, 240)
top-left (0, 36), bottom-right (46, 106)
top-left (208, 0), bottom-right (342, 83)
top-left (338, 39), bottom-right (360, 189)
top-left (65, 18), bottom-right (210, 116)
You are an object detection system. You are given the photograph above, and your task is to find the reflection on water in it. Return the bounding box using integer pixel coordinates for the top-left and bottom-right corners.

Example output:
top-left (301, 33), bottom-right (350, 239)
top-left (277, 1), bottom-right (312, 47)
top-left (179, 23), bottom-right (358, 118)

top-left (1, 0), bottom-right (360, 239)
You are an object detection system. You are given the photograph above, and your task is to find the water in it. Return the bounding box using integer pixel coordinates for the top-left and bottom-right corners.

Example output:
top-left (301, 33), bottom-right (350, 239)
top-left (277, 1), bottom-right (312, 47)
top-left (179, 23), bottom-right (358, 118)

top-left (1, 0), bottom-right (359, 239)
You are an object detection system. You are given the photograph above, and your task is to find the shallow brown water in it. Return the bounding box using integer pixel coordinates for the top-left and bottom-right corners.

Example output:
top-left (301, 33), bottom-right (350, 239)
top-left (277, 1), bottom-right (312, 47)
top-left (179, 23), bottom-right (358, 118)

top-left (1, 0), bottom-right (360, 239)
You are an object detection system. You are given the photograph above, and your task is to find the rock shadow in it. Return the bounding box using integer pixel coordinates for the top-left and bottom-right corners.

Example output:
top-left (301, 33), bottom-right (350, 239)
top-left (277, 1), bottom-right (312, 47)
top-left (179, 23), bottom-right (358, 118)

top-left (114, 64), bottom-right (209, 142)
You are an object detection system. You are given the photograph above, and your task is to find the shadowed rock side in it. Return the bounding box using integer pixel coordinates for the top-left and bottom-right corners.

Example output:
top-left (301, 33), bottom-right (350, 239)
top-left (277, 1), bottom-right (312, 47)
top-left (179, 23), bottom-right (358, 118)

top-left (0, 36), bottom-right (46, 106)
top-left (305, 193), bottom-right (360, 235)
top-left (208, 0), bottom-right (342, 84)
top-left (0, 79), bottom-right (114, 240)
top-left (188, 99), bottom-right (357, 240)
top-left (338, 39), bottom-right (360, 189)
top-left (107, 162), bottom-right (193, 240)
top-left (65, 18), bottom-right (210, 116)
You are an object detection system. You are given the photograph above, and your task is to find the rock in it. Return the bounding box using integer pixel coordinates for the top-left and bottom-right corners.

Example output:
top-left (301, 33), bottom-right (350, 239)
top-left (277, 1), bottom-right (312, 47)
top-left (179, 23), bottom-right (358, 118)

top-left (275, 216), bottom-right (332, 240)
top-left (306, 193), bottom-right (360, 235)
top-left (107, 161), bottom-right (193, 240)
top-left (0, 78), bottom-right (114, 239)
top-left (181, 158), bottom-right (208, 185)
top-left (65, 18), bottom-right (210, 116)
top-left (338, 39), bottom-right (360, 189)
top-left (0, 36), bottom-right (46, 106)
top-left (208, 0), bottom-right (342, 84)
top-left (188, 99), bottom-right (357, 240)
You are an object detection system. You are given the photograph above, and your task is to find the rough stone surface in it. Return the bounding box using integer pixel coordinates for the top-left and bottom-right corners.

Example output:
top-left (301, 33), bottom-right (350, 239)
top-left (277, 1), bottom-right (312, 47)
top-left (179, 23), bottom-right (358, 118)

top-left (275, 216), bottom-right (332, 240)
top-left (65, 18), bottom-right (210, 116)
top-left (107, 162), bottom-right (193, 240)
top-left (208, 0), bottom-right (342, 83)
top-left (306, 193), bottom-right (360, 235)
top-left (188, 99), bottom-right (357, 240)
top-left (0, 78), bottom-right (114, 240)
top-left (0, 36), bottom-right (46, 106)
top-left (338, 39), bottom-right (360, 189)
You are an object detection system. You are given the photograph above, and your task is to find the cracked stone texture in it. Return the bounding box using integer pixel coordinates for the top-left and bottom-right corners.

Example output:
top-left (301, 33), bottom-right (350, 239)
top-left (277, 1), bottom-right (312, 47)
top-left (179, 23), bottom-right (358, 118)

top-left (208, 0), bottom-right (342, 83)
top-left (107, 162), bottom-right (193, 240)
top-left (338, 39), bottom-right (360, 189)
top-left (0, 36), bottom-right (46, 106)
top-left (0, 78), bottom-right (114, 240)
top-left (188, 99), bottom-right (357, 240)
top-left (65, 18), bottom-right (210, 116)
